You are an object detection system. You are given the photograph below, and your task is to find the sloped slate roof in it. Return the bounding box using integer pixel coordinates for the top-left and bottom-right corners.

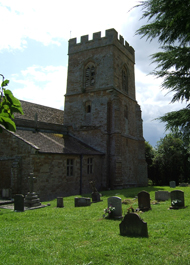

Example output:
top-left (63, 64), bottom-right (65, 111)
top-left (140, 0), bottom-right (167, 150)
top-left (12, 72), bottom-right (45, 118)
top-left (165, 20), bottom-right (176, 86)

top-left (14, 100), bottom-right (64, 124)
top-left (14, 130), bottom-right (103, 155)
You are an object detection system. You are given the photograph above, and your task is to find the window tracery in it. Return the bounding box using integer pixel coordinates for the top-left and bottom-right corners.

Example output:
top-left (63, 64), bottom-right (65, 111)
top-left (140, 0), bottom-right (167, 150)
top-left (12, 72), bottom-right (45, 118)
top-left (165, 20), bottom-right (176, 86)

top-left (85, 63), bottom-right (95, 88)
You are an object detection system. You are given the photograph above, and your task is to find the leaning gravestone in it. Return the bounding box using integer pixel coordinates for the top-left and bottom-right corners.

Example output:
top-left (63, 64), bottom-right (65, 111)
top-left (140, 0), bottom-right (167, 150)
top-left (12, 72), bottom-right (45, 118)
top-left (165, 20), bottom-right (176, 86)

top-left (138, 191), bottom-right (151, 211)
top-left (119, 213), bottom-right (148, 237)
top-left (107, 196), bottom-right (122, 218)
top-left (57, 197), bottom-right (64, 208)
top-left (170, 190), bottom-right (185, 209)
top-left (14, 194), bottom-right (24, 212)
top-left (169, 181), bottom-right (176, 188)
top-left (155, 191), bottom-right (170, 201)
top-left (75, 197), bottom-right (91, 207)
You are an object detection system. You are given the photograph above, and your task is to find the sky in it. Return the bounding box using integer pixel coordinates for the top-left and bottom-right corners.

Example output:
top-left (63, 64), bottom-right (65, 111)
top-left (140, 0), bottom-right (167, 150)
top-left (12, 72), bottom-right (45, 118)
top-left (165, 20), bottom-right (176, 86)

top-left (0, 0), bottom-right (186, 147)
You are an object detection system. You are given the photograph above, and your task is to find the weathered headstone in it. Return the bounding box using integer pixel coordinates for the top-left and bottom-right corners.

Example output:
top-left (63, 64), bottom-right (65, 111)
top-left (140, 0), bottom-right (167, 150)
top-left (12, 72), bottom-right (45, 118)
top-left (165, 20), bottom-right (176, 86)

top-left (14, 194), bottom-right (24, 212)
top-left (138, 191), bottom-right (151, 211)
top-left (75, 197), bottom-right (91, 207)
top-left (2, 188), bottom-right (12, 199)
top-left (179, 183), bottom-right (188, 187)
top-left (155, 191), bottom-right (170, 201)
top-left (24, 173), bottom-right (41, 208)
top-left (170, 190), bottom-right (185, 208)
top-left (57, 197), bottom-right (64, 208)
top-left (90, 181), bottom-right (101, 202)
top-left (92, 192), bottom-right (100, 202)
top-left (119, 213), bottom-right (148, 237)
top-left (107, 196), bottom-right (122, 218)
top-left (169, 181), bottom-right (176, 188)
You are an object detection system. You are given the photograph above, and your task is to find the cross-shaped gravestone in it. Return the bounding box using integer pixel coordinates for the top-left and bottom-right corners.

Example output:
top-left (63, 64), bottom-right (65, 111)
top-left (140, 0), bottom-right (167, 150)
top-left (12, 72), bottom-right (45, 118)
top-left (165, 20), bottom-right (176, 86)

top-left (28, 173), bottom-right (36, 193)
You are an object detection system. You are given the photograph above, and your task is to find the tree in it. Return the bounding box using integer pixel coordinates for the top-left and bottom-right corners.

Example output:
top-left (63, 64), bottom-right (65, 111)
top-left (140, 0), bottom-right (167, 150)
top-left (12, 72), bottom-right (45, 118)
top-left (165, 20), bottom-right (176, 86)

top-left (152, 133), bottom-right (190, 185)
top-left (145, 141), bottom-right (155, 184)
top-left (0, 74), bottom-right (23, 132)
top-left (135, 0), bottom-right (190, 134)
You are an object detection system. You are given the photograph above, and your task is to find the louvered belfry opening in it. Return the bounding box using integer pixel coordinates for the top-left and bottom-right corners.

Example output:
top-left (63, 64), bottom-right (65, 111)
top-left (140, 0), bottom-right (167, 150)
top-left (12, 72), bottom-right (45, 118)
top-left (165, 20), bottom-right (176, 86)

top-left (85, 64), bottom-right (95, 87)
top-left (122, 68), bottom-right (128, 93)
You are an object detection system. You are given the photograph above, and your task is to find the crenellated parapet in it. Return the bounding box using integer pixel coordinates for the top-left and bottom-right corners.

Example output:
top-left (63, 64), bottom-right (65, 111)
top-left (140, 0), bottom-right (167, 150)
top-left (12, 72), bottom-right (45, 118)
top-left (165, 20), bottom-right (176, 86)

top-left (69, 28), bottom-right (134, 61)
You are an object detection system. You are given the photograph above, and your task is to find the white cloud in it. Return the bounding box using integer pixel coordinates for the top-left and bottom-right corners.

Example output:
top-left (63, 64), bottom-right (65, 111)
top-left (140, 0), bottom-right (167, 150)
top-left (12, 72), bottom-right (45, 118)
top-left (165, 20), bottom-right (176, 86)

top-left (0, 0), bottom-right (139, 51)
top-left (11, 65), bottom-right (67, 109)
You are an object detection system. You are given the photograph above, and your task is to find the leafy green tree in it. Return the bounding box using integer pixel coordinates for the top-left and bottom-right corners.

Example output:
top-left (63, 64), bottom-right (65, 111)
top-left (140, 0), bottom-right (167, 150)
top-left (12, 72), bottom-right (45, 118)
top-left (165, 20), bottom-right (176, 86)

top-left (145, 141), bottom-right (155, 184)
top-left (0, 75), bottom-right (23, 132)
top-left (135, 0), bottom-right (190, 135)
top-left (153, 133), bottom-right (190, 185)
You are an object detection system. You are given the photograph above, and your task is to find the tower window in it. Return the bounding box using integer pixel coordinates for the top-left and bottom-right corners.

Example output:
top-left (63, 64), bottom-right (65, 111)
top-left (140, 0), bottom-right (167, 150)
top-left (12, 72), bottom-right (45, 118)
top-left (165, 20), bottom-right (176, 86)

top-left (124, 105), bottom-right (128, 119)
top-left (86, 105), bottom-right (91, 113)
top-left (85, 101), bottom-right (92, 113)
top-left (122, 69), bottom-right (128, 93)
top-left (85, 63), bottom-right (95, 88)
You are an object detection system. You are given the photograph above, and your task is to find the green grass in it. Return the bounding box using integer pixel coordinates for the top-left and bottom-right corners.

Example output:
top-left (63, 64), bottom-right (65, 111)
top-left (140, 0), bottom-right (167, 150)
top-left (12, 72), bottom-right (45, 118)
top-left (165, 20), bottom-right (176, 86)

top-left (1, 186), bottom-right (190, 265)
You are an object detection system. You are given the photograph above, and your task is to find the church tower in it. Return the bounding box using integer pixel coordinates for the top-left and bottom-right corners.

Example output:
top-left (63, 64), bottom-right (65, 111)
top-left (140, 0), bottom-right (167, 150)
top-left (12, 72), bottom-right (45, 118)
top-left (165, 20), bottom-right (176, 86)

top-left (64, 28), bottom-right (147, 189)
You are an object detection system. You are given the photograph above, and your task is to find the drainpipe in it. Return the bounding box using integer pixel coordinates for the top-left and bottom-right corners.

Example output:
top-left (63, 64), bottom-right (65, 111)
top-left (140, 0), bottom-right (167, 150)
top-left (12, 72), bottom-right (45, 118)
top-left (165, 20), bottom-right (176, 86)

top-left (80, 155), bottom-right (83, 195)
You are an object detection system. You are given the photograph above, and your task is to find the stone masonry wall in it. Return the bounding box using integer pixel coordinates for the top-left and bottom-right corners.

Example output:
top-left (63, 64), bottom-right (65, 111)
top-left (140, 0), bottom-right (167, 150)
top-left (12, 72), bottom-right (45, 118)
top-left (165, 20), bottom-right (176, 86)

top-left (0, 129), bottom-right (104, 200)
top-left (0, 129), bottom-right (35, 195)
top-left (30, 153), bottom-right (103, 201)
top-left (64, 28), bottom-right (147, 189)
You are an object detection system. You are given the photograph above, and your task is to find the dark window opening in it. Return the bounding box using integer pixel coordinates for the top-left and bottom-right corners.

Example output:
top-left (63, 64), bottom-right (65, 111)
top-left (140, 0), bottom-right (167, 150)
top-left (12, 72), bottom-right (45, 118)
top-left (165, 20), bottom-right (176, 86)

top-left (67, 159), bottom-right (74, 176)
top-left (122, 69), bottom-right (128, 93)
top-left (124, 106), bottom-right (128, 119)
top-left (86, 105), bottom-right (91, 113)
top-left (87, 158), bottom-right (93, 174)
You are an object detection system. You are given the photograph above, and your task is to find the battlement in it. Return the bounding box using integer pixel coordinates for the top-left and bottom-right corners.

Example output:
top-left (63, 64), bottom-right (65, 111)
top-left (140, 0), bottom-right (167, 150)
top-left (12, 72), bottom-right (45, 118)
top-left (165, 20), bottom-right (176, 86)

top-left (69, 28), bottom-right (134, 59)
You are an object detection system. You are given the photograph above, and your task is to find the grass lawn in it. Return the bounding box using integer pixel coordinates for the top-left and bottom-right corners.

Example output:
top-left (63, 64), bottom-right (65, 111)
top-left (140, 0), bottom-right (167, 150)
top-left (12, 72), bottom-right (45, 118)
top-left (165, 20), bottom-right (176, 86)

top-left (1, 186), bottom-right (190, 265)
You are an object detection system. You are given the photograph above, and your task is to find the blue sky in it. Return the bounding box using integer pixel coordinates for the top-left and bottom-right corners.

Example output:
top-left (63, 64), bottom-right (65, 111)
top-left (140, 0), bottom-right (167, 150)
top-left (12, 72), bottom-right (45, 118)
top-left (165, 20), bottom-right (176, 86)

top-left (0, 0), bottom-right (186, 147)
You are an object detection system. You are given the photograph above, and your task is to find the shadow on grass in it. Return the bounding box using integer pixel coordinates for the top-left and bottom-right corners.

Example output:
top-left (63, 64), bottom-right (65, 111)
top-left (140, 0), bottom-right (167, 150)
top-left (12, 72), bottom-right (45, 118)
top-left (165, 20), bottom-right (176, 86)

top-left (119, 234), bottom-right (149, 238)
top-left (82, 186), bottom-right (166, 199)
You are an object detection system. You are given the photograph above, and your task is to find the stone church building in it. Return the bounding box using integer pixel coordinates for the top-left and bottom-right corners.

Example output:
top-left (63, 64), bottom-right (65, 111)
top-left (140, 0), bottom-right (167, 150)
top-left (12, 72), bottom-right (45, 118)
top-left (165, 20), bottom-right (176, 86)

top-left (0, 29), bottom-right (147, 201)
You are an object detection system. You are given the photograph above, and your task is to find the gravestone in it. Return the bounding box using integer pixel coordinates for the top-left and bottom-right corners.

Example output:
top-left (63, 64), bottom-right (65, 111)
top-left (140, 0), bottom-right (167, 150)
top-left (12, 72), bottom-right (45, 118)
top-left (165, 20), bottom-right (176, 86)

top-left (24, 173), bottom-right (41, 207)
top-left (2, 188), bottom-right (12, 199)
top-left (119, 213), bottom-right (148, 237)
top-left (170, 190), bottom-right (185, 208)
top-left (14, 194), bottom-right (24, 212)
top-left (107, 196), bottom-right (122, 218)
top-left (92, 192), bottom-right (100, 202)
top-left (75, 197), bottom-right (91, 207)
top-left (155, 191), bottom-right (170, 201)
top-left (138, 191), bottom-right (151, 211)
top-left (179, 183), bottom-right (188, 187)
top-left (57, 197), bottom-right (64, 208)
top-left (169, 181), bottom-right (176, 188)
top-left (90, 181), bottom-right (101, 202)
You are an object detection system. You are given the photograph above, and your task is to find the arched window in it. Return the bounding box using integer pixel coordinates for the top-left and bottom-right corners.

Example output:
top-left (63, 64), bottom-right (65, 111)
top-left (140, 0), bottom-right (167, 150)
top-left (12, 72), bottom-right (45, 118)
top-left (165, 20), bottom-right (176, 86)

top-left (124, 105), bottom-right (128, 119)
top-left (85, 63), bottom-right (95, 88)
top-left (85, 101), bottom-right (91, 113)
top-left (122, 68), bottom-right (128, 93)
top-left (86, 104), bottom-right (91, 113)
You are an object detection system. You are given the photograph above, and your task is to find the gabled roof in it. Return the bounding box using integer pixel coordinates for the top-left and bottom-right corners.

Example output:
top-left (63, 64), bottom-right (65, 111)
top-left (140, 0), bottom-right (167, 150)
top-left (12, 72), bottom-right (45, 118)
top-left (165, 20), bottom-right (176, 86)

top-left (14, 129), bottom-right (103, 155)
